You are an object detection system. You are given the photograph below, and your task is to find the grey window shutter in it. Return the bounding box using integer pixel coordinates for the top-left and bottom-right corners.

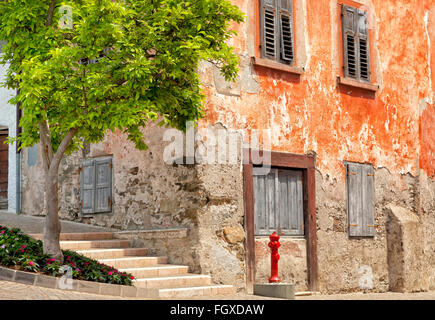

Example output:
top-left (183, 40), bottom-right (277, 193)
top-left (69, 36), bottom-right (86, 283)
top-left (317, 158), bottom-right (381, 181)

top-left (347, 162), bottom-right (363, 236)
top-left (278, 169), bottom-right (303, 236)
top-left (253, 167), bottom-right (277, 235)
top-left (254, 168), bottom-right (304, 236)
top-left (342, 4), bottom-right (358, 79)
top-left (80, 159), bottom-right (96, 214)
top-left (278, 0), bottom-right (294, 64)
top-left (94, 157), bottom-right (112, 213)
top-left (260, 0), bottom-right (278, 60)
top-left (357, 10), bottom-right (370, 82)
top-left (362, 164), bottom-right (375, 236)
top-left (347, 163), bottom-right (375, 237)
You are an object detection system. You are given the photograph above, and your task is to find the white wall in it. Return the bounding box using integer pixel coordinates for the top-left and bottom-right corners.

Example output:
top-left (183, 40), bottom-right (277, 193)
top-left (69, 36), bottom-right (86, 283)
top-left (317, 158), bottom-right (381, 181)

top-left (0, 61), bottom-right (18, 213)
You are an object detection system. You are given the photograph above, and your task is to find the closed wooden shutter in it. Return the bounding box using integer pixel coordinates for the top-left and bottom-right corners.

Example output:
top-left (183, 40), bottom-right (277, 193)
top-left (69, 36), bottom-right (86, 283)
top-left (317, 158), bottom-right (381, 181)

top-left (80, 159), bottom-right (96, 215)
top-left (253, 167), bottom-right (304, 236)
top-left (278, 169), bottom-right (303, 236)
top-left (347, 163), bottom-right (375, 237)
top-left (278, 0), bottom-right (294, 64)
top-left (361, 164), bottom-right (375, 236)
top-left (80, 157), bottom-right (112, 214)
top-left (357, 10), bottom-right (370, 81)
top-left (342, 5), bottom-right (358, 79)
top-left (260, 0), bottom-right (278, 60)
top-left (95, 157), bottom-right (112, 213)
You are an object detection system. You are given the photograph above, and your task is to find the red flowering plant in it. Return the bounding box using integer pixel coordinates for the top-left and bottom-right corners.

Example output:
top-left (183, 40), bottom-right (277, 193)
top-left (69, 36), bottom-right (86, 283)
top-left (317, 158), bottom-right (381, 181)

top-left (0, 225), bottom-right (134, 285)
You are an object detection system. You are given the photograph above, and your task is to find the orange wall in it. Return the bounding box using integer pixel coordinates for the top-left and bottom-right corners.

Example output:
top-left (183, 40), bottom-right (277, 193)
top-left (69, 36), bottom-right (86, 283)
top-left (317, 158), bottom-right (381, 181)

top-left (200, 0), bottom-right (435, 179)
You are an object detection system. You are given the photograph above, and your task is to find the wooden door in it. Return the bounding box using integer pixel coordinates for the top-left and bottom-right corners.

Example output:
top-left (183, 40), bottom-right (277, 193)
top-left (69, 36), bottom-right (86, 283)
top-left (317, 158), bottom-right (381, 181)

top-left (0, 130), bottom-right (8, 203)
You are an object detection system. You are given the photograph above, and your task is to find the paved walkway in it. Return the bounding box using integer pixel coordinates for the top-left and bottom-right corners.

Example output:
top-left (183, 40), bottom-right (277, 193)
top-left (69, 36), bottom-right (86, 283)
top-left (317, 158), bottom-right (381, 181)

top-left (0, 210), bottom-right (113, 234)
top-left (0, 280), bottom-right (434, 300)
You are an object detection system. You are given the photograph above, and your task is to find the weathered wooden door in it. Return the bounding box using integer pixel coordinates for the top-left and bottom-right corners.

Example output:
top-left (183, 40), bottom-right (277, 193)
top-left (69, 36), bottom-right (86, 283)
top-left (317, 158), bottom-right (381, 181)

top-left (0, 130), bottom-right (8, 206)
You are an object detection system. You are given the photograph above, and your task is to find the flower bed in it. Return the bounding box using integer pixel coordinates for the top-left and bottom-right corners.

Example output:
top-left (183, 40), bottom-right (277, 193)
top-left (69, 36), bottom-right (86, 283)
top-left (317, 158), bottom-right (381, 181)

top-left (0, 225), bottom-right (134, 286)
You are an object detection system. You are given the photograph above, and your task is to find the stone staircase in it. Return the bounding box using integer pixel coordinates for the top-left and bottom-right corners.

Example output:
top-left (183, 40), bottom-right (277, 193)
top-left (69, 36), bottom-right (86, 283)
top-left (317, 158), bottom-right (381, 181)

top-left (30, 232), bottom-right (234, 298)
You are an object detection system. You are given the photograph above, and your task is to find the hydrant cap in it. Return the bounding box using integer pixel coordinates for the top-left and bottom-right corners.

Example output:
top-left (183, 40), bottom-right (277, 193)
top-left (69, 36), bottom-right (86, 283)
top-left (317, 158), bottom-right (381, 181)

top-left (269, 231), bottom-right (280, 242)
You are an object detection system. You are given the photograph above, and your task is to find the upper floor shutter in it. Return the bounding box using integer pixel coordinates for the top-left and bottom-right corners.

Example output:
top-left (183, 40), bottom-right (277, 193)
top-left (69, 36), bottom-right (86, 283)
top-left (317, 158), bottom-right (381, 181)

top-left (261, 0), bottom-right (278, 60)
top-left (342, 4), bottom-right (370, 82)
top-left (278, 0), bottom-right (294, 64)
top-left (357, 10), bottom-right (370, 81)
top-left (342, 5), bottom-right (358, 79)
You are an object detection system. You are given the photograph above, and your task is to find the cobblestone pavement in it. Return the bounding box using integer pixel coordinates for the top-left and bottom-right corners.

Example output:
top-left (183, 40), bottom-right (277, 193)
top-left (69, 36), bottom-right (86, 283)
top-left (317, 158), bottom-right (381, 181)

top-left (1, 280), bottom-right (434, 300)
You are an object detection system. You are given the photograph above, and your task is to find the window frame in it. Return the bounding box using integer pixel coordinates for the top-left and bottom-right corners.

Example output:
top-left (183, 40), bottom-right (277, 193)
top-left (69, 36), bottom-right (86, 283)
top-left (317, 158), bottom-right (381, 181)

top-left (252, 0), bottom-right (304, 75)
top-left (337, 1), bottom-right (379, 92)
top-left (259, 0), bottom-right (295, 66)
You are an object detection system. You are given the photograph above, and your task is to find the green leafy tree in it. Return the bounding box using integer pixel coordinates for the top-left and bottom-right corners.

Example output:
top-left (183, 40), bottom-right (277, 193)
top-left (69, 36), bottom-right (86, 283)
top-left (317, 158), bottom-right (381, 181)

top-left (0, 0), bottom-right (244, 262)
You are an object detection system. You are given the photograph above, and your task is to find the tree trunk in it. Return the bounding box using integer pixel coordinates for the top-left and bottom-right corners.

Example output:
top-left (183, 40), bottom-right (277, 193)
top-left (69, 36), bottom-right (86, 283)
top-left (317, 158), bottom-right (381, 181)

top-left (43, 163), bottom-right (63, 262)
top-left (41, 127), bottom-right (78, 263)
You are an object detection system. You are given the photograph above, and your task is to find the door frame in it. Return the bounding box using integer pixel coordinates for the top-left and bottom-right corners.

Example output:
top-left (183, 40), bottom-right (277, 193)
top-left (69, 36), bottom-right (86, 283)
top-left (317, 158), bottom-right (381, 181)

top-left (243, 149), bottom-right (318, 292)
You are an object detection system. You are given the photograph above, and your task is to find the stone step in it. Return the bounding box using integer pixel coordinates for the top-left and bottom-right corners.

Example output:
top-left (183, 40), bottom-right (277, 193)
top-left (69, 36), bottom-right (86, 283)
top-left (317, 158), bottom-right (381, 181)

top-left (76, 248), bottom-right (148, 259)
top-left (30, 232), bottom-right (115, 241)
top-left (119, 265), bottom-right (189, 278)
top-left (98, 256), bottom-right (168, 269)
top-left (156, 285), bottom-right (235, 299)
top-left (60, 239), bottom-right (130, 250)
top-left (134, 274), bottom-right (212, 289)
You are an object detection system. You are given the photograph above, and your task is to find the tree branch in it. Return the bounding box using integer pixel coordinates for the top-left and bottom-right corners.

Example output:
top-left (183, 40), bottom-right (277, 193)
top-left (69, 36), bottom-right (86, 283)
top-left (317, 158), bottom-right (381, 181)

top-left (49, 127), bottom-right (78, 172)
top-left (38, 121), bottom-right (54, 172)
top-left (46, 0), bottom-right (57, 27)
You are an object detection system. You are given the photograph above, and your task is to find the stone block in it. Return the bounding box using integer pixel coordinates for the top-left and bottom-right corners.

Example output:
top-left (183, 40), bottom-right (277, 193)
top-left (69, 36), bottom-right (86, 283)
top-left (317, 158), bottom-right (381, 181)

top-left (223, 225), bottom-right (245, 244)
top-left (35, 274), bottom-right (58, 289)
top-left (386, 205), bottom-right (429, 292)
top-left (76, 280), bottom-right (101, 294)
top-left (14, 270), bottom-right (36, 285)
top-left (100, 283), bottom-right (122, 297)
top-left (253, 283), bottom-right (295, 299)
top-left (0, 267), bottom-right (16, 281)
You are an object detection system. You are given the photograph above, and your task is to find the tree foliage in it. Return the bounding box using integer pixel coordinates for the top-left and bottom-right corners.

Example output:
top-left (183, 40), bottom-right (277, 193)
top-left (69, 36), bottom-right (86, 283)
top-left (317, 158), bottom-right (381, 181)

top-left (0, 0), bottom-right (244, 153)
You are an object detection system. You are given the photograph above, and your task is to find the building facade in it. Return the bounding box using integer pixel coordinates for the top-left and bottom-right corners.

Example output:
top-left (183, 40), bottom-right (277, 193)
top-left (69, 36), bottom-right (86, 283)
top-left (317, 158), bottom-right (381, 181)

top-left (0, 42), bottom-right (20, 214)
top-left (19, 0), bottom-right (434, 294)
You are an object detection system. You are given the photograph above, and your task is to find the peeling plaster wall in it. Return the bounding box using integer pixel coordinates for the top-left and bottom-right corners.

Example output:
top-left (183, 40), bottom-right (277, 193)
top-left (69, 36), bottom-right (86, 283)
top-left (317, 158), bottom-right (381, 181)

top-left (20, 0), bottom-right (435, 293)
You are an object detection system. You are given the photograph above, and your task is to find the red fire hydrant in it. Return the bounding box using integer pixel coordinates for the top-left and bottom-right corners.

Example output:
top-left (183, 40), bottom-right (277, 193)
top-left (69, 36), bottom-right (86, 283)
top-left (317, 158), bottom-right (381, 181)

top-left (268, 231), bottom-right (281, 283)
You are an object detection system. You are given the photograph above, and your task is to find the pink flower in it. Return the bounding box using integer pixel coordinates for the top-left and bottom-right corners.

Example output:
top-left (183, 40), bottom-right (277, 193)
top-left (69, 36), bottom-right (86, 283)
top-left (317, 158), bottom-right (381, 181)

top-left (29, 261), bottom-right (34, 266)
top-left (20, 245), bottom-right (26, 248)
top-left (1, 230), bottom-right (4, 234)
top-left (130, 276), bottom-right (134, 280)
top-left (108, 271), bottom-right (113, 276)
